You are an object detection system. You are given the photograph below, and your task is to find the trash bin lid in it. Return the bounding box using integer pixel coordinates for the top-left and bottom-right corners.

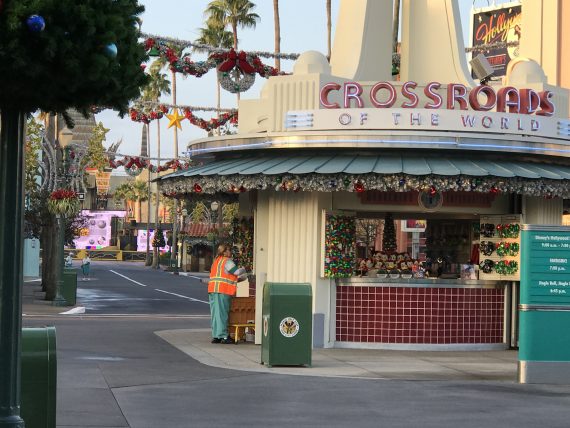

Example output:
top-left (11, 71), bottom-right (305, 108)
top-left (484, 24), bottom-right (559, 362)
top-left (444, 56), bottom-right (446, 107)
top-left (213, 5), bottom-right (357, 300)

top-left (264, 282), bottom-right (312, 296)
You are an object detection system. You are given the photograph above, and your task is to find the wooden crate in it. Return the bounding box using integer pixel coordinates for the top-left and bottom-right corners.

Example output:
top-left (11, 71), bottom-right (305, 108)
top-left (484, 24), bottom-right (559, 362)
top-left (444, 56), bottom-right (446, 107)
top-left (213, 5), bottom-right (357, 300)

top-left (229, 297), bottom-right (255, 325)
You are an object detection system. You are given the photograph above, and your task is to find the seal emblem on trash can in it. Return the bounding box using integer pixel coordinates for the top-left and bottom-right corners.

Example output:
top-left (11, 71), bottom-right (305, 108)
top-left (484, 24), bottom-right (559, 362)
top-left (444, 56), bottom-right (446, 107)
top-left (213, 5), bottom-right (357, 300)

top-left (279, 317), bottom-right (299, 338)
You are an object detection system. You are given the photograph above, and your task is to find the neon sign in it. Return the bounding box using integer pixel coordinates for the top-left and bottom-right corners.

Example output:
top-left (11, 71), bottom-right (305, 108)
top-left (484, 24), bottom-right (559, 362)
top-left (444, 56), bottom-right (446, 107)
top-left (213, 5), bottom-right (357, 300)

top-left (320, 81), bottom-right (555, 117)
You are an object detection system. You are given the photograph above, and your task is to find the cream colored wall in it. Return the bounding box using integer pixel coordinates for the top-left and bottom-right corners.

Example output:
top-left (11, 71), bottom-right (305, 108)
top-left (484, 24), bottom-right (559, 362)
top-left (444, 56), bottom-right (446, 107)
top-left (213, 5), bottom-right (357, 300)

top-left (560, 1), bottom-right (570, 111)
top-left (522, 196), bottom-right (563, 225)
top-left (400, 0), bottom-right (474, 86)
top-left (330, 0), bottom-right (393, 81)
top-left (253, 191), bottom-right (334, 347)
top-left (520, 0), bottom-right (560, 85)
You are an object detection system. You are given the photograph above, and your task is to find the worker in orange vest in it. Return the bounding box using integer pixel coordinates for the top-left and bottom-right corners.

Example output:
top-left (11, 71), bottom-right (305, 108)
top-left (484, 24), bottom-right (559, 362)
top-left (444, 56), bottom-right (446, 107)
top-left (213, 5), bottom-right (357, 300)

top-left (208, 244), bottom-right (246, 344)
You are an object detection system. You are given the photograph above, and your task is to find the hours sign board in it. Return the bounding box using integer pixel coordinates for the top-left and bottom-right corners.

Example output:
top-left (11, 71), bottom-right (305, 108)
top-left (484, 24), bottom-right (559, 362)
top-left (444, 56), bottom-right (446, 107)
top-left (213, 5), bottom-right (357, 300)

top-left (519, 225), bottom-right (570, 384)
top-left (520, 225), bottom-right (570, 305)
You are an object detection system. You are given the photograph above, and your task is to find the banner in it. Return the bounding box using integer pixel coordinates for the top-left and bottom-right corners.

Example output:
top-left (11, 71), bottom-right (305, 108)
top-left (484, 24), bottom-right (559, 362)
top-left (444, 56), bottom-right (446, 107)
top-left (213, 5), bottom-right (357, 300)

top-left (95, 171), bottom-right (111, 195)
top-left (471, 3), bottom-right (522, 78)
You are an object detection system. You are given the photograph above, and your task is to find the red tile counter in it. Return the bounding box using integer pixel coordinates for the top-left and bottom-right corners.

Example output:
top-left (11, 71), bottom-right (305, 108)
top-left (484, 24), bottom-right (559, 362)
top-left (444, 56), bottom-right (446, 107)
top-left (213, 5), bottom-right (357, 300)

top-left (335, 279), bottom-right (507, 349)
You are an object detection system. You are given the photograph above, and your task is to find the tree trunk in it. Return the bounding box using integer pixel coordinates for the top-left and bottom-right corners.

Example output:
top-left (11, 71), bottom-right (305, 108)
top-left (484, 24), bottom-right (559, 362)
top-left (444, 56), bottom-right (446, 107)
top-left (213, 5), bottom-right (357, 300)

top-left (152, 119), bottom-right (161, 269)
top-left (274, 0), bottom-right (281, 71)
top-left (233, 25), bottom-right (240, 103)
top-left (392, 0), bottom-right (401, 54)
top-left (43, 217), bottom-right (58, 300)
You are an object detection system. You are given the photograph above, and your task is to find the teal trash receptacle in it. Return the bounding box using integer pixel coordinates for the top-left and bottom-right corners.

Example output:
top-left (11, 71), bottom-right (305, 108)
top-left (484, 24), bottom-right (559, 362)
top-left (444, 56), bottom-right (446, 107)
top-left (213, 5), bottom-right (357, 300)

top-left (21, 326), bottom-right (57, 428)
top-left (62, 268), bottom-right (77, 306)
top-left (261, 282), bottom-right (312, 367)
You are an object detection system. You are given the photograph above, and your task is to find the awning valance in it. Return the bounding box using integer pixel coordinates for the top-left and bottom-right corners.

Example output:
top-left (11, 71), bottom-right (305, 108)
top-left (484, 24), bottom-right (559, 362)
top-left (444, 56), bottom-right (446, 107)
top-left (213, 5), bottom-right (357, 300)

top-left (160, 154), bottom-right (570, 198)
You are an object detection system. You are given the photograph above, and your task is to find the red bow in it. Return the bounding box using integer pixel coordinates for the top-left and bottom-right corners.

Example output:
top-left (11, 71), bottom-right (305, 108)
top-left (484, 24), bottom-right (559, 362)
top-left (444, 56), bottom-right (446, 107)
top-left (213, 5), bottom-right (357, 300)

top-left (218, 49), bottom-right (255, 74)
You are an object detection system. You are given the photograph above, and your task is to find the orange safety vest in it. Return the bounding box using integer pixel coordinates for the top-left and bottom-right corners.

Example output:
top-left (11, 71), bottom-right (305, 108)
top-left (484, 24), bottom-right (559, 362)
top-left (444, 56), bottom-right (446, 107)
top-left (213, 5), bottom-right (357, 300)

top-left (208, 256), bottom-right (238, 296)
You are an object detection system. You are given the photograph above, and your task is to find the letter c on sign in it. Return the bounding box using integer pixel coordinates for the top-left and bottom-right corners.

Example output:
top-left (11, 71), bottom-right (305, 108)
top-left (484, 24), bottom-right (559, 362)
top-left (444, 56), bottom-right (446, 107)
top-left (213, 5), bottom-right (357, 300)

top-left (320, 82), bottom-right (341, 109)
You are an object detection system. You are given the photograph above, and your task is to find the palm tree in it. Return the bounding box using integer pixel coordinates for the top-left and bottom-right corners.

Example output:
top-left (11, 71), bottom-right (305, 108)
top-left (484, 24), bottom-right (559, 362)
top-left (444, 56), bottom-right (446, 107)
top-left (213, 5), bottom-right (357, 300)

top-left (204, 0), bottom-right (260, 50)
top-left (142, 64), bottom-right (170, 268)
top-left (273, 0), bottom-right (281, 71)
top-left (326, 0), bottom-right (332, 61)
top-left (113, 181), bottom-right (149, 222)
top-left (113, 182), bottom-right (135, 214)
top-left (392, 0), bottom-right (401, 54)
top-left (195, 19), bottom-right (233, 112)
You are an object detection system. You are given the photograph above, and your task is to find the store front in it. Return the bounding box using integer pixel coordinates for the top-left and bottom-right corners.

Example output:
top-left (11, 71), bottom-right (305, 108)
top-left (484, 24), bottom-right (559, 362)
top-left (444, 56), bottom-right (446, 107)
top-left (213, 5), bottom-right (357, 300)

top-left (160, 1), bottom-right (570, 350)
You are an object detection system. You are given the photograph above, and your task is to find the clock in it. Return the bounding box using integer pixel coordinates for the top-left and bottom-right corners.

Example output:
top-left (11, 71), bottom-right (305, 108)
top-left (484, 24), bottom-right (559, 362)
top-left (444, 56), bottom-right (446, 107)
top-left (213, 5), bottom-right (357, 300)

top-left (418, 190), bottom-right (443, 211)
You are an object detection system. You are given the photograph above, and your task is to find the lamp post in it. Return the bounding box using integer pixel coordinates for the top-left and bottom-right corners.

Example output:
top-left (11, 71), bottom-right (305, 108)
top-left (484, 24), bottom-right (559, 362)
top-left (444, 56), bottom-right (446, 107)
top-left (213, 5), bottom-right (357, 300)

top-left (180, 208), bottom-right (187, 270)
top-left (0, 110), bottom-right (26, 427)
top-left (210, 201), bottom-right (220, 260)
top-left (52, 128), bottom-right (74, 307)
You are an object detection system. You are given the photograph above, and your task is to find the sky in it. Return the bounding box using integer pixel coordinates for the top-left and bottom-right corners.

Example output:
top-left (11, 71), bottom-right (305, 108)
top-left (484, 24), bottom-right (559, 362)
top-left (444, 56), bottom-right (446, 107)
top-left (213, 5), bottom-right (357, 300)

top-left (96, 0), bottom-right (514, 167)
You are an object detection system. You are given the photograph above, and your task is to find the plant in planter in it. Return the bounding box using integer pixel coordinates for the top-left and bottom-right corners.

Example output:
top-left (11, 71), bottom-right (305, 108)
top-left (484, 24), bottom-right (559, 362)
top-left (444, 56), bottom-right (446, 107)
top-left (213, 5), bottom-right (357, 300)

top-left (377, 268), bottom-right (388, 278)
top-left (47, 189), bottom-right (80, 217)
top-left (389, 268), bottom-right (400, 279)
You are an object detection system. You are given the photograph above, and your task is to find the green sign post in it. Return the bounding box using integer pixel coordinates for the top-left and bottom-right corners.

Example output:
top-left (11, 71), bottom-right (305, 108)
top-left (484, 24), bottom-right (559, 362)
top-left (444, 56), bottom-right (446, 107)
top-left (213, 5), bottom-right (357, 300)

top-left (519, 225), bottom-right (570, 384)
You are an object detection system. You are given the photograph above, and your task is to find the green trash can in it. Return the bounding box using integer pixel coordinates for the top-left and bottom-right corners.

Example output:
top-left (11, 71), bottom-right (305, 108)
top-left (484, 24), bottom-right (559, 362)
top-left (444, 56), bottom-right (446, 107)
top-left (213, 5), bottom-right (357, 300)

top-left (62, 268), bottom-right (77, 306)
top-left (21, 326), bottom-right (57, 428)
top-left (261, 282), bottom-right (312, 367)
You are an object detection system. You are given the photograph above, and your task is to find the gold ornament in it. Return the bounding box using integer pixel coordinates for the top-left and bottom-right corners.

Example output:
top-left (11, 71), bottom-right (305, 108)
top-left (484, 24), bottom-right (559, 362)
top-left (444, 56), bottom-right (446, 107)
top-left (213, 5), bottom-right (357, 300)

top-left (166, 108), bottom-right (184, 129)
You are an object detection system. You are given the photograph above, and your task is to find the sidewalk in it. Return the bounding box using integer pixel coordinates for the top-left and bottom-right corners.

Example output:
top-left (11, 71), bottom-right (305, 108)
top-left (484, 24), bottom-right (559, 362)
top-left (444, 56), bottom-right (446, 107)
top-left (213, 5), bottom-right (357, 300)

top-left (157, 328), bottom-right (519, 381)
top-left (22, 277), bottom-right (74, 316)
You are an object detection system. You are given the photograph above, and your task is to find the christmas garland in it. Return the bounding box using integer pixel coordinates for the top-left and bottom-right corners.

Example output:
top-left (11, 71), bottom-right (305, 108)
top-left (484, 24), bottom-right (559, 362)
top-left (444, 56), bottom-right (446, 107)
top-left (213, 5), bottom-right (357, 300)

top-left (230, 217), bottom-right (254, 273)
top-left (108, 156), bottom-right (189, 174)
top-left (129, 105), bottom-right (238, 130)
top-left (494, 260), bottom-right (519, 275)
top-left (129, 104), bottom-right (168, 124)
top-left (496, 242), bottom-right (520, 257)
top-left (144, 38), bottom-right (284, 83)
top-left (183, 109), bottom-right (238, 131)
top-left (324, 214), bottom-right (356, 278)
top-left (141, 32), bottom-right (300, 61)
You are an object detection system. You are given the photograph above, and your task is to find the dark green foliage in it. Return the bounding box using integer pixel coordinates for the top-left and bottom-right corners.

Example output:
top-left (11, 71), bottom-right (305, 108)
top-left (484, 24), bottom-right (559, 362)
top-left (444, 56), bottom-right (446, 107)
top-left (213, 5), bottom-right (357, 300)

top-left (152, 228), bottom-right (165, 248)
top-left (0, 0), bottom-right (148, 115)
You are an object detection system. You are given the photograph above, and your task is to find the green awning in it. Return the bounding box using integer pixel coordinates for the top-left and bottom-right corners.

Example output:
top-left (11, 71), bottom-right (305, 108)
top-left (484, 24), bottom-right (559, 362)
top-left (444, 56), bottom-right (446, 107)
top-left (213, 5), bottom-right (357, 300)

top-left (164, 154), bottom-right (570, 180)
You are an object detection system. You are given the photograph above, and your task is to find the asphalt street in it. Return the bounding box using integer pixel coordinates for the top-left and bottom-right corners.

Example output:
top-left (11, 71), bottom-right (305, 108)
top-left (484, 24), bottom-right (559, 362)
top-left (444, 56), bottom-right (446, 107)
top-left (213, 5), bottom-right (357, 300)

top-left (22, 261), bottom-right (570, 428)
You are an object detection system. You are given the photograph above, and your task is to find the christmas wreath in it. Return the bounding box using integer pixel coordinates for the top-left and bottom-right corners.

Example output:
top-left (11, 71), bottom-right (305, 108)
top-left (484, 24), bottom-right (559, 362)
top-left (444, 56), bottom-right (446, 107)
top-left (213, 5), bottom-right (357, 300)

top-left (480, 241), bottom-right (495, 256)
top-left (479, 259), bottom-right (495, 274)
top-left (481, 223), bottom-right (495, 238)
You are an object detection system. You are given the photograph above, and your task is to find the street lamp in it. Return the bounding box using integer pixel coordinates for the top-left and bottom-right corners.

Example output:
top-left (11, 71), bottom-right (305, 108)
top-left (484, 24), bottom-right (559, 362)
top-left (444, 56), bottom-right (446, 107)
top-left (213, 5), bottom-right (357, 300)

top-left (210, 201), bottom-right (221, 260)
top-left (180, 208), bottom-right (187, 270)
top-left (53, 128), bottom-right (74, 307)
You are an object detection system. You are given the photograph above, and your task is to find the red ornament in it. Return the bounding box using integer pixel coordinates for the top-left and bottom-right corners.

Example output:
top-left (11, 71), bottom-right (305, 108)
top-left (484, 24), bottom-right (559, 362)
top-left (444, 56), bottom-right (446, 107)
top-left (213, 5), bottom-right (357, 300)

top-left (490, 187), bottom-right (499, 195)
top-left (354, 181), bottom-right (365, 193)
top-left (193, 183), bottom-right (202, 193)
top-left (429, 185), bottom-right (437, 196)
